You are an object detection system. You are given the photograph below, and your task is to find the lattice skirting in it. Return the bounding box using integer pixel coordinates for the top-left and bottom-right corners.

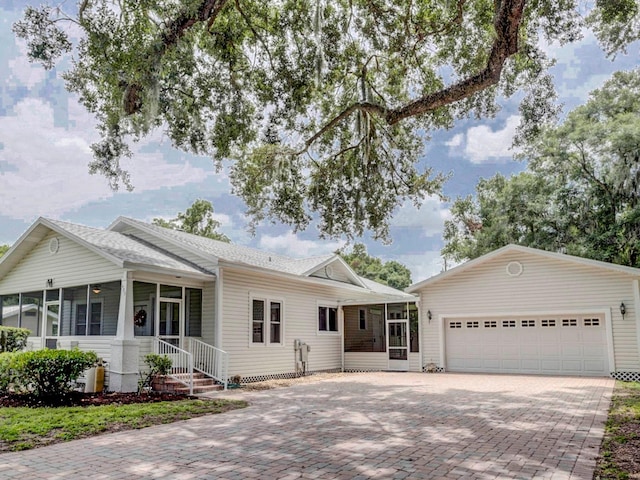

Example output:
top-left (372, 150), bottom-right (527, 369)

top-left (611, 371), bottom-right (640, 382)
top-left (238, 368), bottom-right (342, 384)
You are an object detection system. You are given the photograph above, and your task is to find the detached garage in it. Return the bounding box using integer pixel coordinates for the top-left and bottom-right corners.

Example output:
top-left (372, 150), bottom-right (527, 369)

top-left (407, 245), bottom-right (640, 381)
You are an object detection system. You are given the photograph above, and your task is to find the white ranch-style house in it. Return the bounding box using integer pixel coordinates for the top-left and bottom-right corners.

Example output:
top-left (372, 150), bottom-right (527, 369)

top-left (1, 218), bottom-right (639, 392)
top-left (0, 217), bottom-right (419, 391)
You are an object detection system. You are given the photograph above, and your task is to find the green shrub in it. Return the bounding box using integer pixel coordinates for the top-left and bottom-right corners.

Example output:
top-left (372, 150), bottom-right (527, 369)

top-left (11, 349), bottom-right (98, 399)
top-left (143, 353), bottom-right (172, 376)
top-left (0, 352), bottom-right (18, 393)
top-left (0, 326), bottom-right (30, 353)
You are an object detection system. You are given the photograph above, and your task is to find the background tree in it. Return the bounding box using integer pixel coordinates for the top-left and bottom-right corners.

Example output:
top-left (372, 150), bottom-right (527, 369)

top-left (153, 199), bottom-right (230, 242)
top-left (13, 1), bottom-right (638, 240)
top-left (443, 69), bottom-right (640, 267)
top-left (0, 245), bottom-right (9, 258)
top-left (340, 243), bottom-right (412, 290)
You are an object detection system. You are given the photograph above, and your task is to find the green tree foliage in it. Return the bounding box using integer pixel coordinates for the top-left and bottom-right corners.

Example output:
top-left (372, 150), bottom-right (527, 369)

top-left (0, 326), bottom-right (31, 353)
top-left (0, 245), bottom-right (9, 257)
top-left (153, 199), bottom-right (230, 242)
top-left (443, 69), bottom-right (640, 267)
top-left (12, 2), bottom-right (639, 240)
top-left (341, 243), bottom-right (412, 290)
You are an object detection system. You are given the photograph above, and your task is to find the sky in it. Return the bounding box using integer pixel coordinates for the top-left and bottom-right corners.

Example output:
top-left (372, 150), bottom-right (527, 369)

top-left (0, 3), bottom-right (639, 284)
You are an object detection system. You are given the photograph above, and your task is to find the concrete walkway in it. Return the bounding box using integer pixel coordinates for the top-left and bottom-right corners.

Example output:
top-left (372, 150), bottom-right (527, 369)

top-left (0, 373), bottom-right (613, 479)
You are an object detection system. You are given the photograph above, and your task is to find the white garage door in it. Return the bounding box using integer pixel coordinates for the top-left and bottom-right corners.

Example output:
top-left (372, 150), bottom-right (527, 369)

top-left (445, 315), bottom-right (608, 376)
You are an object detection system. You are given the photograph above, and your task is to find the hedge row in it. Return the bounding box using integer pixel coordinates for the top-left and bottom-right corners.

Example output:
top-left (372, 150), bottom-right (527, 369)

top-left (0, 349), bottom-right (98, 399)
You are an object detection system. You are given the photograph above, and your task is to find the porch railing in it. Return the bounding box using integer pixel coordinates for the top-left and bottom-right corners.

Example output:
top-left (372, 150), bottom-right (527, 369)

top-left (187, 338), bottom-right (229, 390)
top-left (153, 338), bottom-right (193, 395)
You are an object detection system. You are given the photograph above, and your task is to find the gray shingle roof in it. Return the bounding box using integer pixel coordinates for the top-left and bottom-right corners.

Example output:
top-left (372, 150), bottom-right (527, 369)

top-left (114, 217), bottom-right (336, 275)
top-left (46, 219), bottom-right (209, 276)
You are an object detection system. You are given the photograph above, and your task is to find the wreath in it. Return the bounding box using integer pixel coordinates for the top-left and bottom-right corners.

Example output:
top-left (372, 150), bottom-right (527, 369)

top-left (134, 309), bottom-right (147, 327)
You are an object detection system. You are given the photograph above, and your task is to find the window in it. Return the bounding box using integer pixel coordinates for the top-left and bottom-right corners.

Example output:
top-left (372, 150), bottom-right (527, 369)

top-left (502, 320), bottom-right (516, 328)
top-left (584, 318), bottom-right (600, 326)
top-left (449, 321), bottom-right (462, 329)
top-left (562, 318), bottom-right (577, 327)
top-left (270, 302), bottom-right (282, 343)
top-left (484, 320), bottom-right (497, 328)
top-left (252, 299), bottom-right (264, 343)
top-left (466, 321), bottom-right (479, 328)
top-left (521, 319), bottom-right (535, 327)
top-left (75, 302), bottom-right (102, 335)
top-left (319, 306), bottom-right (338, 332)
top-left (251, 297), bottom-right (284, 344)
top-left (541, 319), bottom-right (556, 327)
top-left (359, 309), bottom-right (366, 330)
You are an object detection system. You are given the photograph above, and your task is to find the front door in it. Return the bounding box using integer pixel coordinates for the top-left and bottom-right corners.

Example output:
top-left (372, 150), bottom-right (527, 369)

top-left (388, 320), bottom-right (409, 370)
top-left (158, 299), bottom-right (182, 347)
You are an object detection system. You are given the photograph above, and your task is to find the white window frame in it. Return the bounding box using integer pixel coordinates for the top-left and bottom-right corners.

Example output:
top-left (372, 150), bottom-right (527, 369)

top-left (317, 303), bottom-right (339, 334)
top-left (249, 294), bottom-right (285, 347)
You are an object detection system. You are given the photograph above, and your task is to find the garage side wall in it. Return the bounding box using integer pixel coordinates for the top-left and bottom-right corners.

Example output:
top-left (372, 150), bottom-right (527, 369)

top-left (417, 250), bottom-right (639, 376)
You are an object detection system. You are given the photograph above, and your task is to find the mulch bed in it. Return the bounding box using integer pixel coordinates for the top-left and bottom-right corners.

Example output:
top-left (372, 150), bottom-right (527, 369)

top-left (0, 391), bottom-right (191, 408)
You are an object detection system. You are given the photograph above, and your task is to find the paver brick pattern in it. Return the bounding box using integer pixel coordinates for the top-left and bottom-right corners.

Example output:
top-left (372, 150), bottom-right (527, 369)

top-left (0, 373), bottom-right (613, 479)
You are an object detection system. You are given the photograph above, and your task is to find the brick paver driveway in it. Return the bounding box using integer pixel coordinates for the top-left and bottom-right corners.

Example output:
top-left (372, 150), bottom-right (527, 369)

top-left (0, 373), bottom-right (613, 479)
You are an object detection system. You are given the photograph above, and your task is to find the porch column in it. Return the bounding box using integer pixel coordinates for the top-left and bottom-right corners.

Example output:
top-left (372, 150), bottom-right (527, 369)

top-left (109, 271), bottom-right (140, 392)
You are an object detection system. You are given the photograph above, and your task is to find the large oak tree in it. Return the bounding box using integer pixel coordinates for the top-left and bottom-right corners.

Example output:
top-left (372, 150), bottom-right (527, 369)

top-left (13, 0), bottom-right (640, 240)
top-left (443, 69), bottom-right (640, 267)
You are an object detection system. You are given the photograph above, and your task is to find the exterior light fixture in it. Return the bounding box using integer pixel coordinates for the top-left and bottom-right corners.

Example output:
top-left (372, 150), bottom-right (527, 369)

top-left (427, 310), bottom-right (432, 322)
top-left (620, 302), bottom-right (626, 319)
top-left (92, 285), bottom-right (102, 295)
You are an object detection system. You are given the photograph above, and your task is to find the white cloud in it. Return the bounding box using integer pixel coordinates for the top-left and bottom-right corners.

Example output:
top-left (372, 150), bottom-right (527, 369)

top-left (447, 115), bottom-right (521, 164)
top-left (394, 250), bottom-right (446, 285)
top-left (390, 196), bottom-right (450, 236)
top-left (7, 39), bottom-right (46, 88)
top-left (445, 133), bottom-right (463, 148)
top-left (0, 98), bottom-right (212, 221)
top-left (258, 231), bottom-right (345, 258)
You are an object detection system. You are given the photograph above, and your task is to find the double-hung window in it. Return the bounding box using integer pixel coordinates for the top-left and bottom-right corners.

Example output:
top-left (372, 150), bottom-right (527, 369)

top-left (75, 302), bottom-right (103, 336)
top-left (251, 296), bottom-right (284, 345)
top-left (318, 305), bottom-right (338, 333)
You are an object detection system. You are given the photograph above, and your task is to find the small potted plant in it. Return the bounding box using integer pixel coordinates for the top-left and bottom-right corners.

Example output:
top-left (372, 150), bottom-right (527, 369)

top-left (143, 354), bottom-right (172, 391)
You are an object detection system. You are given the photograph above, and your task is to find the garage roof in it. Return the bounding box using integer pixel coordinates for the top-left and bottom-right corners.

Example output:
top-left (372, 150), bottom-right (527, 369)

top-left (406, 244), bottom-right (640, 292)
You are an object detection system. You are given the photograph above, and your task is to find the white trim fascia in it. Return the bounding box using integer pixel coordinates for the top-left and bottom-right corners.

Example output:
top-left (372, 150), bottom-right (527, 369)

top-left (407, 244), bottom-right (640, 292)
top-left (122, 262), bottom-right (215, 281)
top-left (109, 217), bottom-right (220, 266)
top-left (634, 279), bottom-right (640, 372)
top-left (130, 271), bottom-right (208, 289)
top-left (438, 308), bottom-right (615, 373)
top-left (339, 297), bottom-right (419, 307)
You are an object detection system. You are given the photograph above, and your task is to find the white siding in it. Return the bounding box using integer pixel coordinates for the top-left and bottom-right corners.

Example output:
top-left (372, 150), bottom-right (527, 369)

top-left (345, 353), bottom-right (388, 370)
top-left (221, 268), bottom-right (346, 378)
top-left (416, 250), bottom-right (640, 372)
top-left (201, 282), bottom-right (216, 345)
top-left (0, 231), bottom-right (122, 294)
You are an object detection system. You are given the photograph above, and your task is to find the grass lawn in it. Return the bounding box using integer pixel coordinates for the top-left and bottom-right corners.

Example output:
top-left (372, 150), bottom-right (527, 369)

top-left (595, 381), bottom-right (640, 479)
top-left (0, 398), bottom-right (247, 452)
